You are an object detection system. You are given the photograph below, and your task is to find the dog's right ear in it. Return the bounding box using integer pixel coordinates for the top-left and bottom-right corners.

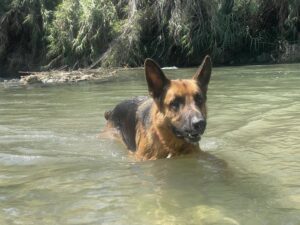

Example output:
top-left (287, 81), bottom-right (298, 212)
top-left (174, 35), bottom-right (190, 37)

top-left (144, 59), bottom-right (170, 100)
top-left (193, 55), bottom-right (212, 95)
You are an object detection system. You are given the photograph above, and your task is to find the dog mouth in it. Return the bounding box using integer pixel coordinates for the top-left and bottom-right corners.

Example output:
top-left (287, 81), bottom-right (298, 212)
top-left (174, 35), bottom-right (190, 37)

top-left (172, 126), bottom-right (201, 143)
top-left (184, 133), bottom-right (201, 143)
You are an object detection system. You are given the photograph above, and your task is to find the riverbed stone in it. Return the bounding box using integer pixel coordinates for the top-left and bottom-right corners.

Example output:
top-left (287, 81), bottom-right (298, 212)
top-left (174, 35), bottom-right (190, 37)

top-left (22, 75), bottom-right (43, 84)
top-left (18, 68), bottom-right (120, 86)
top-left (187, 205), bottom-right (240, 225)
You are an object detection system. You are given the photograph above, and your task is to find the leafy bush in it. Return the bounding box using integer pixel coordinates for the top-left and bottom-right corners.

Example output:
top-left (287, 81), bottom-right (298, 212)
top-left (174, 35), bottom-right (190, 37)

top-left (0, 0), bottom-right (299, 75)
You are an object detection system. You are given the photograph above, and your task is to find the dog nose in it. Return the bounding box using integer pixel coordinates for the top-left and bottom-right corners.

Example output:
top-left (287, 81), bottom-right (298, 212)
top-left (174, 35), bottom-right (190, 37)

top-left (192, 118), bottom-right (206, 133)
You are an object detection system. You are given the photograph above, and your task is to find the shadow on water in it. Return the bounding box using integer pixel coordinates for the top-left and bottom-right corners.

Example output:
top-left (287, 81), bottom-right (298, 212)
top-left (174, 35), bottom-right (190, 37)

top-left (95, 134), bottom-right (281, 225)
top-left (113, 149), bottom-right (295, 225)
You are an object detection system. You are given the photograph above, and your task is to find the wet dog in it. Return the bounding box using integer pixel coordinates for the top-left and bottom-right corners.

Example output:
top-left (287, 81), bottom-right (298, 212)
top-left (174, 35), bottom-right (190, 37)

top-left (104, 56), bottom-right (212, 160)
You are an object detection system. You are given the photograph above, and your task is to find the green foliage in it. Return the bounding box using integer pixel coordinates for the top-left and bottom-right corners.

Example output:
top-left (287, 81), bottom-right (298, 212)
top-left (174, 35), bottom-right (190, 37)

top-left (46, 0), bottom-right (117, 69)
top-left (0, 0), bottom-right (299, 75)
top-left (0, 0), bottom-right (43, 72)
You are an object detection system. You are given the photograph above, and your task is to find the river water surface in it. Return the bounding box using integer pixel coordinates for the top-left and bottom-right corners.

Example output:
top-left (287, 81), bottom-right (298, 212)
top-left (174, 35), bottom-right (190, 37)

top-left (0, 64), bottom-right (300, 225)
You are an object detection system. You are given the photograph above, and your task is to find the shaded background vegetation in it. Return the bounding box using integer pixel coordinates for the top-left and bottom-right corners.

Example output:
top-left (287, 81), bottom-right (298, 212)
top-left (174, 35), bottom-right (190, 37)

top-left (0, 0), bottom-right (299, 77)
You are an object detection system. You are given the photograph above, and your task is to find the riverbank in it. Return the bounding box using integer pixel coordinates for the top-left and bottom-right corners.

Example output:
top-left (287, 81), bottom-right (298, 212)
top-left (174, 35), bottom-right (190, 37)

top-left (2, 61), bottom-right (300, 89)
top-left (0, 68), bottom-right (124, 88)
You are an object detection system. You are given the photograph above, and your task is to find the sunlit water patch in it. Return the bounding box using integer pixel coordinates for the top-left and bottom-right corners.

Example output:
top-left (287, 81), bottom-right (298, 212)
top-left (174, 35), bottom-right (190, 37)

top-left (0, 64), bottom-right (300, 224)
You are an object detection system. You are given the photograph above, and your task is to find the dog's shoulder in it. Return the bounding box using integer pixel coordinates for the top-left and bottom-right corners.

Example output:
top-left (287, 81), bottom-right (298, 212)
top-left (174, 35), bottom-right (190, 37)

top-left (136, 97), bottom-right (153, 130)
top-left (107, 96), bottom-right (149, 151)
top-left (108, 96), bottom-right (147, 123)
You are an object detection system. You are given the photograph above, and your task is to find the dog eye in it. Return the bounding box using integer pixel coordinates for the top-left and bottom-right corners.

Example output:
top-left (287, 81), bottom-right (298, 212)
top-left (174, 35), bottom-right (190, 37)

top-left (170, 100), bottom-right (180, 110)
top-left (194, 94), bottom-right (203, 105)
top-left (169, 97), bottom-right (182, 111)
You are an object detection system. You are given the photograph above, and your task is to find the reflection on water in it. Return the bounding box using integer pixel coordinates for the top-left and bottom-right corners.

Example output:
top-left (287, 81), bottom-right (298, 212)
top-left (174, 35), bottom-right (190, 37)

top-left (0, 64), bottom-right (300, 224)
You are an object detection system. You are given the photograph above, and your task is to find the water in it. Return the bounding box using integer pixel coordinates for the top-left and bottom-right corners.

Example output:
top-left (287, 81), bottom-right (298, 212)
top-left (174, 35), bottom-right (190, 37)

top-left (0, 64), bottom-right (300, 225)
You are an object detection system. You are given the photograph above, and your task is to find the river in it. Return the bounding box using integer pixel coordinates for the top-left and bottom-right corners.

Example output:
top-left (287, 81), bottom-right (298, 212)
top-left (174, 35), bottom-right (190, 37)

top-left (0, 64), bottom-right (300, 224)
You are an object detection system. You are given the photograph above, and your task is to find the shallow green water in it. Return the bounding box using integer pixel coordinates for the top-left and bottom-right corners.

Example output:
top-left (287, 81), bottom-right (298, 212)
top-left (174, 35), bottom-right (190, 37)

top-left (0, 64), bottom-right (300, 225)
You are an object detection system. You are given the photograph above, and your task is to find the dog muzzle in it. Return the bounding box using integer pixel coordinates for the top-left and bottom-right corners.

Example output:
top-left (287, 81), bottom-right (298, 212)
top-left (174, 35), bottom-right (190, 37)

top-left (171, 125), bottom-right (202, 143)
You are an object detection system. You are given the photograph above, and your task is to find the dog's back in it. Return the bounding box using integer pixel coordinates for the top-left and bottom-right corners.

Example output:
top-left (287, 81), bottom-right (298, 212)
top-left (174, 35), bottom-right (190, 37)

top-left (104, 96), bottom-right (149, 151)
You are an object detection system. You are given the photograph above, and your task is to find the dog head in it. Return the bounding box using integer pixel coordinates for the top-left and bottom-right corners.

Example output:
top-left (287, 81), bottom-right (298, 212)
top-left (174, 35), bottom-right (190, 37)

top-left (144, 56), bottom-right (212, 143)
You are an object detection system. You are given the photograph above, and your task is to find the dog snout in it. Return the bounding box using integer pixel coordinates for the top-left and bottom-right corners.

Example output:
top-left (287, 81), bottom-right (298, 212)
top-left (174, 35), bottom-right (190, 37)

top-left (191, 118), bottom-right (206, 134)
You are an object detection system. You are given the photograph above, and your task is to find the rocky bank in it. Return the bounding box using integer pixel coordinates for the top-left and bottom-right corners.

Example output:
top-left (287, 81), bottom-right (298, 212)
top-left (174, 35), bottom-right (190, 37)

top-left (1, 68), bottom-right (122, 87)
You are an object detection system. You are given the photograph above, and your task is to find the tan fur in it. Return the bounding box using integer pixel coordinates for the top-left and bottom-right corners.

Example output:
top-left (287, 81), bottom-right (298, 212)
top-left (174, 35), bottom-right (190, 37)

top-left (104, 56), bottom-right (212, 161)
top-left (135, 79), bottom-right (205, 160)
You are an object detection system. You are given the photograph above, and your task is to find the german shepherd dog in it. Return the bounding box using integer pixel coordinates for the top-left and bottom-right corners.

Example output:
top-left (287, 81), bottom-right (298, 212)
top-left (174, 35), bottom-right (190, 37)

top-left (104, 56), bottom-right (212, 161)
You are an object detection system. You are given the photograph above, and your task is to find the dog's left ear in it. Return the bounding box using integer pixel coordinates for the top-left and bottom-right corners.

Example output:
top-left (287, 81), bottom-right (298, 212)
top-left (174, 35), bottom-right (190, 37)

top-left (193, 55), bottom-right (212, 93)
top-left (144, 58), bottom-right (170, 100)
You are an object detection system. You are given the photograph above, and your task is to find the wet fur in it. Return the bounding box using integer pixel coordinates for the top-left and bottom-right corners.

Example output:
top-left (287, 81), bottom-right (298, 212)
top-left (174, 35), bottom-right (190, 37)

top-left (104, 56), bottom-right (212, 160)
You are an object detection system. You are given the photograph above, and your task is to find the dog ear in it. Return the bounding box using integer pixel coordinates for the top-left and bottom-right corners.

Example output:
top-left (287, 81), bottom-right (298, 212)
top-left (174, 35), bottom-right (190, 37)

top-left (144, 58), bottom-right (170, 100)
top-left (193, 55), bottom-right (212, 92)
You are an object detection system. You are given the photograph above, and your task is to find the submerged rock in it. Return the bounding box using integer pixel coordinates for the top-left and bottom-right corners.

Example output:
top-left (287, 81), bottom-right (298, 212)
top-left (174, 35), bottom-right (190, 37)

top-left (187, 205), bottom-right (240, 225)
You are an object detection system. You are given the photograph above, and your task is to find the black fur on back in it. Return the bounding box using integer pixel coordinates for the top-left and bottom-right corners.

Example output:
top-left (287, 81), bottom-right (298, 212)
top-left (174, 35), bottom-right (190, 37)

top-left (105, 96), bottom-right (149, 151)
